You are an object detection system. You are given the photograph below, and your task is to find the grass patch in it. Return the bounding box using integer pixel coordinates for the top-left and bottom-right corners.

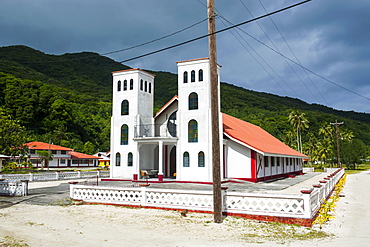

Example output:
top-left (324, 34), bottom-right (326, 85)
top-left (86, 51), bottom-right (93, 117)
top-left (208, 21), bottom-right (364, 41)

top-left (345, 163), bottom-right (370, 174)
top-left (0, 236), bottom-right (29, 247)
top-left (236, 220), bottom-right (332, 244)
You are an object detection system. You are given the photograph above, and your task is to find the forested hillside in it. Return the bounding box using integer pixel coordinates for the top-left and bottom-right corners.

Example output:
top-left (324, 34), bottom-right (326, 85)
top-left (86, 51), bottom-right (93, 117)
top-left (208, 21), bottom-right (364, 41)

top-left (0, 45), bottom-right (369, 162)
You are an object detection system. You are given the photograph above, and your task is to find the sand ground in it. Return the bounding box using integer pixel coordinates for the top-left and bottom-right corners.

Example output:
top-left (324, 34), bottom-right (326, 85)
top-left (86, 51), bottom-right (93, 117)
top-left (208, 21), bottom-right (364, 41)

top-left (1, 170), bottom-right (370, 246)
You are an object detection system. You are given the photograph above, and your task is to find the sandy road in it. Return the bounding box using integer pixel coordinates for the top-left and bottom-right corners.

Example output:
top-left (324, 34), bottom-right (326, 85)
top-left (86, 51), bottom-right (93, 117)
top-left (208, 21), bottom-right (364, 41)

top-left (1, 171), bottom-right (369, 246)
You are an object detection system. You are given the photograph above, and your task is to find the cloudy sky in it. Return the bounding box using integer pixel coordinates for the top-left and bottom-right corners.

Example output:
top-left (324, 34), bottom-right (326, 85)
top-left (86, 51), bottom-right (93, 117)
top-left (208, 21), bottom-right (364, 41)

top-left (1, 0), bottom-right (370, 113)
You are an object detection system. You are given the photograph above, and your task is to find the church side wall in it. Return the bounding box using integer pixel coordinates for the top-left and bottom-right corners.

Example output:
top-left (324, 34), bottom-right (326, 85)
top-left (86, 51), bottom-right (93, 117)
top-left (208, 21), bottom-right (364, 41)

top-left (226, 141), bottom-right (252, 179)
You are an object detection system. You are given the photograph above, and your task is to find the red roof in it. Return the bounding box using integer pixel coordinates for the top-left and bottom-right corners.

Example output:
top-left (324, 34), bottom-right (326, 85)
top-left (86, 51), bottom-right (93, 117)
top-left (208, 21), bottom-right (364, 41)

top-left (154, 95), bottom-right (178, 119)
top-left (111, 68), bottom-right (156, 77)
top-left (70, 151), bottom-right (100, 159)
top-left (176, 57), bottom-right (209, 64)
top-left (222, 113), bottom-right (307, 158)
top-left (25, 142), bottom-right (73, 151)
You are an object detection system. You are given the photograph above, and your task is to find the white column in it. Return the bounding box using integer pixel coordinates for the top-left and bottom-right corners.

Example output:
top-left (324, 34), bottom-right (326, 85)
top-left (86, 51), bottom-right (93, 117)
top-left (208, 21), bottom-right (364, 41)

top-left (135, 143), bottom-right (141, 180)
top-left (158, 141), bottom-right (163, 181)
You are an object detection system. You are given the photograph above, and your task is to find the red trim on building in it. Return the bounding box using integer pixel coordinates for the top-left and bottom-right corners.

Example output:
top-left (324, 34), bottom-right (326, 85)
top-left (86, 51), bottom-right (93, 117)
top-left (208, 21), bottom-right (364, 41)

top-left (251, 150), bottom-right (257, 182)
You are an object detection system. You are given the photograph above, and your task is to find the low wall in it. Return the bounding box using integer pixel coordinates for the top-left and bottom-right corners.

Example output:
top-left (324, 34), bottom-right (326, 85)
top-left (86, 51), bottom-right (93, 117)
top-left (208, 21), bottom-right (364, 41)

top-left (0, 180), bottom-right (28, 196)
top-left (0, 170), bottom-right (110, 182)
top-left (302, 167), bottom-right (315, 172)
top-left (70, 168), bottom-right (345, 227)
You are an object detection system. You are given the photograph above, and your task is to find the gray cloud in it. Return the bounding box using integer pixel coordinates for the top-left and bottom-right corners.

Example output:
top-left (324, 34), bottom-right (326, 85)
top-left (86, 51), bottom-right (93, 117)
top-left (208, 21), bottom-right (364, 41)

top-left (1, 0), bottom-right (369, 112)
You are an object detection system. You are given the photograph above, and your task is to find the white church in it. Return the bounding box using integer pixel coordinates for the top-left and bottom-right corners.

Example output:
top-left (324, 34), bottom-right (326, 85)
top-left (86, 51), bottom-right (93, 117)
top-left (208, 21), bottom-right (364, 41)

top-left (110, 58), bottom-right (307, 183)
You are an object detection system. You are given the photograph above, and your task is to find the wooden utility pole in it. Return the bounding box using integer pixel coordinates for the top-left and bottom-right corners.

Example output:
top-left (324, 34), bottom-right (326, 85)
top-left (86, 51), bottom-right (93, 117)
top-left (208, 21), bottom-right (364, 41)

top-left (208, 0), bottom-right (222, 223)
top-left (330, 120), bottom-right (344, 168)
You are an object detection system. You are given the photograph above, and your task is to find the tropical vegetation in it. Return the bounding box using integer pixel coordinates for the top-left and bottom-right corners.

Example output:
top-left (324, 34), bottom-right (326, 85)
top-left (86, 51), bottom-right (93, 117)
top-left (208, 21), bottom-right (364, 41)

top-left (0, 45), bottom-right (369, 169)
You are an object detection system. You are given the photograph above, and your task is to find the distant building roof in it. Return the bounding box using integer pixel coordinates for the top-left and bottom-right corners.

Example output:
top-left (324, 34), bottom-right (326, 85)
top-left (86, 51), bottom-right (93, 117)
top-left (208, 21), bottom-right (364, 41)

top-left (222, 113), bottom-right (307, 158)
top-left (25, 142), bottom-right (73, 151)
top-left (70, 151), bottom-right (100, 159)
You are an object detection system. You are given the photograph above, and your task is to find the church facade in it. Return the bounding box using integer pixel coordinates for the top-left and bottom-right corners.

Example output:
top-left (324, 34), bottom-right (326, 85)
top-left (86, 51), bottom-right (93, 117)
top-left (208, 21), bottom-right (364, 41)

top-left (110, 58), bottom-right (306, 183)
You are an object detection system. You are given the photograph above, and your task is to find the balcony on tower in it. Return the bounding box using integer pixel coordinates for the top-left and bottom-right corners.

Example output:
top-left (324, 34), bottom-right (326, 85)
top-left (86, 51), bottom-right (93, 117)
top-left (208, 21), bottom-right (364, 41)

top-left (134, 123), bottom-right (177, 138)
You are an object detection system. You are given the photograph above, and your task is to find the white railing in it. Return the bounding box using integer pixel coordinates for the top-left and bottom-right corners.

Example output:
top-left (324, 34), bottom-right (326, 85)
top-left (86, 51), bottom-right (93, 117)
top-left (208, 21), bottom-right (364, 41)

top-left (70, 168), bottom-right (345, 223)
top-left (0, 180), bottom-right (28, 196)
top-left (302, 167), bottom-right (315, 172)
top-left (0, 170), bottom-right (109, 182)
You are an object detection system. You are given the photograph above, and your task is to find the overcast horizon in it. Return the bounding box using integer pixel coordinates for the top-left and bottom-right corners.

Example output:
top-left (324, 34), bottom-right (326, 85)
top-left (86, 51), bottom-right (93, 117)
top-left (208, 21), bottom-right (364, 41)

top-left (1, 0), bottom-right (369, 113)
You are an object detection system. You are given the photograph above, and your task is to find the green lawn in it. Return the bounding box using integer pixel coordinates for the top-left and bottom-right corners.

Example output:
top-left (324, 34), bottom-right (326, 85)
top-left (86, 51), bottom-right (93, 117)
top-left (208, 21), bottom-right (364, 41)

top-left (345, 163), bottom-right (370, 174)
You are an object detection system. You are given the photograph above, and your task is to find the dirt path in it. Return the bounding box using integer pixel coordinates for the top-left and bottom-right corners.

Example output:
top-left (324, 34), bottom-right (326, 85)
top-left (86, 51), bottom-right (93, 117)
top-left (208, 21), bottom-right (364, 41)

top-left (1, 171), bottom-right (369, 246)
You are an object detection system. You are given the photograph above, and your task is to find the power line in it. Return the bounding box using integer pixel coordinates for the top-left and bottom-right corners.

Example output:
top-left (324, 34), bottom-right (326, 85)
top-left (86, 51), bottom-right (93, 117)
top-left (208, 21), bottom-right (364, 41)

top-left (4, 17), bottom-right (208, 64)
top-left (258, 0), bottom-right (329, 105)
top-left (222, 15), bottom-right (370, 101)
top-left (239, 0), bottom-right (319, 103)
top-left (218, 16), bottom-right (298, 97)
top-left (101, 17), bottom-right (208, 56)
top-left (118, 0), bottom-right (313, 64)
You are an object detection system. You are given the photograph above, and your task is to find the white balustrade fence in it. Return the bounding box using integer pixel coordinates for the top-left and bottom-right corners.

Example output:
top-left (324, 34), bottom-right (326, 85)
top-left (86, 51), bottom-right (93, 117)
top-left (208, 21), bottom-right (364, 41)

top-left (302, 167), bottom-right (315, 172)
top-left (0, 170), bottom-right (109, 182)
top-left (70, 168), bottom-right (345, 223)
top-left (0, 180), bottom-right (28, 196)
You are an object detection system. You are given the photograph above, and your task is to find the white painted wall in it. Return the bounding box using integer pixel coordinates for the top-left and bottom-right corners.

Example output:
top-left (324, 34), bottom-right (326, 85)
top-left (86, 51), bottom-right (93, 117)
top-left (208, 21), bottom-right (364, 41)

top-left (110, 69), bottom-right (155, 179)
top-left (226, 140), bottom-right (251, 179)
top-left (176, 58), bottom-right (221, 182)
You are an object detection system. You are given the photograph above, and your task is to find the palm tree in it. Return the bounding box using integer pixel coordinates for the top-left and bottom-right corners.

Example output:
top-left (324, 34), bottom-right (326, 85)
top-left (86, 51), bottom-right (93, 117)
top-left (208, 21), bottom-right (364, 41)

top-left (288, 110), bottom-right (309, 153)
top-left (36, 150), bottom-right (54, 170)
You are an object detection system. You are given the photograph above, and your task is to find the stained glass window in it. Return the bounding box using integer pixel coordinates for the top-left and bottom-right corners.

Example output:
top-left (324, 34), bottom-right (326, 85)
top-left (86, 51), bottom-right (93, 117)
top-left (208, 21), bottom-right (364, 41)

top-left (191, 70), bottom-right (195, 82)
top-left (189, 93), bottom-right (198, 110)
top-left (183, 152), bottom-right (189, 167)
top-left (198, 151), bottom-right (205, 167)
top-left (116, 153), bottom-right (121, 166)
top-left (199, 69), bottom-right (203, 81)
top-left (121, 124), bottom-right (128, 145)
top-left (183, 71), bottom-right (188, 83)
top-left (128, 152), bottom-right (133, 166)
top-left (188, 120), bottom-right (198, 142)
top-left (121, 100), bottom-right (129, 115)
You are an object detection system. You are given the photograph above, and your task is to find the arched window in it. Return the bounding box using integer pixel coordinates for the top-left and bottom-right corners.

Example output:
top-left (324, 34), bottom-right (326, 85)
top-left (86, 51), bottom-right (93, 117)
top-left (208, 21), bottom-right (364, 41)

top-left (140, 79), bottom-right (143, 91)
top-left (115, 153), bottom-right (121, 166)
top-left (188, 92), bottom-right (198, 110)
top-left (128, 152), bottom-right (133, 167)
top-left (121, 124), bottom-right (128, 145)
top-left (117, 80), bottom-right (121, 91)
top-left (149, 83), bottom-right (152, 93)
top-left (167, 111), bottom-right (177, 137)
top-left (188, 120), bottom-right (198, 143)
top-left (183, 152), bottom-right (189, 167)
top-left (123, 80), bottom-right (127, 91)
top-left (198, 151), bottom-right (205, 167)
top-left (145, 81), bottom-right (147, 92)
top-left (183, 71), bottom-right (188, 83)
top-left (191, 70), bottom-right (195, 82)
top-left (198, 69), bottom-right (203, 81)
top-left (130, 79), bottom-right (134, 90)
top-left (121, 100), bottom-right (129, 115)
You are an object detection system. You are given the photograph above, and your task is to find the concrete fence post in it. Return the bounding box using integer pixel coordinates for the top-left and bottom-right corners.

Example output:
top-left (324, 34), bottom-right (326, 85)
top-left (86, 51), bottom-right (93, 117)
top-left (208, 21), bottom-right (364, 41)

top-left (301, 189), bottom-right (313, 218)
top-left (69, 182), bottom-right (78, 198)
top-left (221, 187), bottom-right (228, 212)
top-left (55, 172), bottom-right (59, 180)
top-left (20, 180), bottom-right (29, 196)
top-left (29, 173), bottom-right (33, 182)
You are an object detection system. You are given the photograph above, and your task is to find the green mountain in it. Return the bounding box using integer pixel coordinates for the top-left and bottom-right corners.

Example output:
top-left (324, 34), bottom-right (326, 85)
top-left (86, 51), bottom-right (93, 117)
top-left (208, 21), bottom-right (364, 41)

top-left (0, 45), bottom-right (369, 155)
